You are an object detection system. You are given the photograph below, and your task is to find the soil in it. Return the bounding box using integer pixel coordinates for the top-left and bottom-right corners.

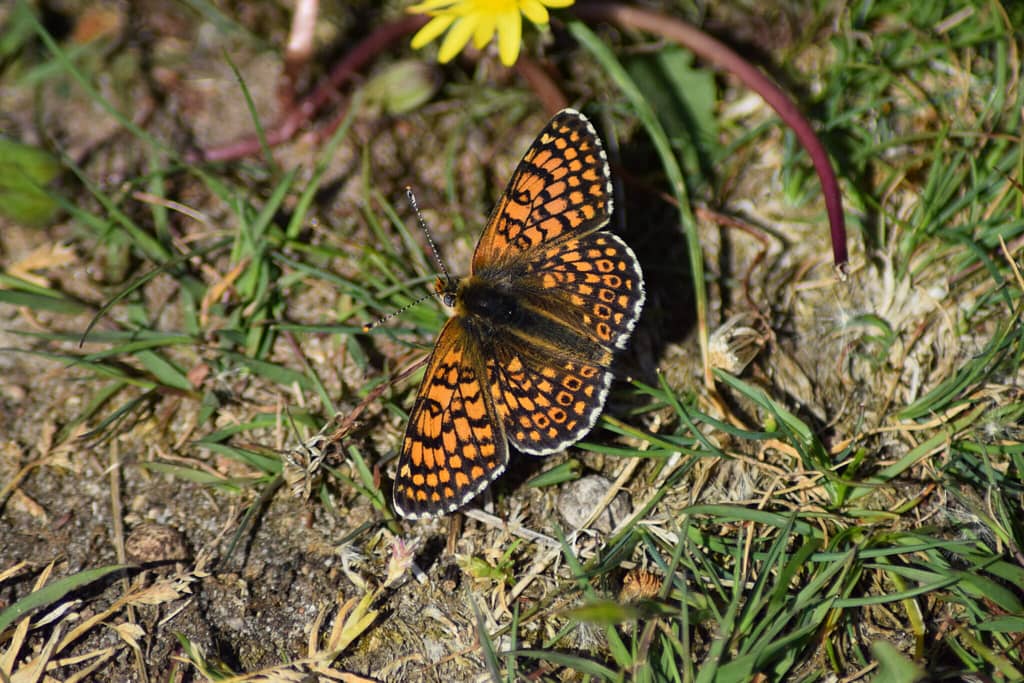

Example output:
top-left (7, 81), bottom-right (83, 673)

top-left (1, 1), bottom-right (995, 681)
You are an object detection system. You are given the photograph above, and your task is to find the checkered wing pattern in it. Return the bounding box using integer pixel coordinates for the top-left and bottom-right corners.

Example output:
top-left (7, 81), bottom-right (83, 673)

top-left (392, 109), bottom-right (645, 520)
top-left (471, 109), bottom-right (613, 271)
top-left (486, 350), bottom-right (613, 455)
top-left (393, 318), bottom-right (508, 519)
top-left (482, 231), bottom-right (645, 455)
top-left (516, 231), bottom-right (645, 351)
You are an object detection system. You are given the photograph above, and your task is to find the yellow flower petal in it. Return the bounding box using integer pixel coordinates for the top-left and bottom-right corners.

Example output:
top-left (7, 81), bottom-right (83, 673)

top-left (495, 10), bottom-right (522, 66)
top-left (407, 0), bottom-right (573, 65)
top-left (407, 0), bottom-right (458, 13)
top-left (438, 15), bottom-right (477, 63)
top-left (519, 0), bottom-right (550, 25)
top-left (411, 14), bottom-right (456, 49)
top-left (472, 12), bottom-right (497, 49)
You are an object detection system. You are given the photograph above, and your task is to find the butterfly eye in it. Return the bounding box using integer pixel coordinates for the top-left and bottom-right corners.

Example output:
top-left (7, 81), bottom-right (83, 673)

top-left (442, 292), bottom-right (456, 307)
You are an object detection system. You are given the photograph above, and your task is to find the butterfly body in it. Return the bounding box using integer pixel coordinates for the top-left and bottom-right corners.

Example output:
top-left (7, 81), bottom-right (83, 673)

top-left (456, 276), bottom-right (529, 330)
top-left (393, 109), bottom-right (645, 519)
top-left (452, 274), bottom-right (603, 362)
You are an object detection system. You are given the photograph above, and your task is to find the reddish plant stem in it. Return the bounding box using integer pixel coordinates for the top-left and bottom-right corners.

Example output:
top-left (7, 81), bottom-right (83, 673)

top-left (196, 5), bottom-right (847, 274)
top-left (196, 14), bottom-right (427, 163)
top-left (514, 56), bottom-right (569, 114)
top-left (572, 2), bottom-right (848, 273)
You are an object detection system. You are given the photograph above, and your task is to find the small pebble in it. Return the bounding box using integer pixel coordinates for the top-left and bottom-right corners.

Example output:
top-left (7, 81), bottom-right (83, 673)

top-left (125, 523), bottom-right (190, 564)
top-left (557, 475), bottom-right (630, 533)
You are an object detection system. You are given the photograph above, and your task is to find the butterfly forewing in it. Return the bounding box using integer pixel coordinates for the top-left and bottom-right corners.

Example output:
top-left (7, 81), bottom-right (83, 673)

top-left (471, 109), bottom-right (613, 271)
top-left (393, 318), bottom-right (508, 519)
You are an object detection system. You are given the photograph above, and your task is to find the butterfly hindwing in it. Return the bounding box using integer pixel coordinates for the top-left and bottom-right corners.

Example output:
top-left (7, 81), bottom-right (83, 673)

top-left (484, 344), bottom-right (614, 455)
top-left (514, 231), bottom-right (646, 352)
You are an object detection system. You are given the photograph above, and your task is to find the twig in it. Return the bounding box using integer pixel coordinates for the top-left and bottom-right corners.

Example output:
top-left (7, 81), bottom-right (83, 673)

top-left (513, 54), bottom-right (568, 114)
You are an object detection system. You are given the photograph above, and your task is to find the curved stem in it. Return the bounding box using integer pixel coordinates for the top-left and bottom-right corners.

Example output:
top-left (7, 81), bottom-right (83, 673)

top-left (196, 14), bottom-right (427, 163)
top-left (514, 55), bottom-right (569, 114)
top-left (572, 2), bottom-right (848, 273)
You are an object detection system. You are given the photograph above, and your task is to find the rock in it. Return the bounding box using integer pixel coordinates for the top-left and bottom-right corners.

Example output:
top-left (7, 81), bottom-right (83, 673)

top-left (557, 475), bottom-right (631, 533)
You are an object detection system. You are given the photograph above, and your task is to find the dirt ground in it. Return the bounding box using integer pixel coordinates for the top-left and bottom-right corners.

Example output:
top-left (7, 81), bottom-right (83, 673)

top-left (3, 1), bottom-right (1021, 681)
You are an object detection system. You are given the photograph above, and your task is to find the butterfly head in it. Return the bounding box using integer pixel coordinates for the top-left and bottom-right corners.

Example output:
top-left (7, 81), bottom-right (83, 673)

top-left (434, 275), bottom-right (459, 308)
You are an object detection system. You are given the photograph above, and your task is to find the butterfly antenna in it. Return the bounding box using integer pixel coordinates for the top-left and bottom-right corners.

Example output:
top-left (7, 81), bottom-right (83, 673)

top-left (362, 187), bottom-right (453, 333)
top-left (361, 291), bottom-right (439, 333)
top-left (406, 186), bottom-right (454, 289)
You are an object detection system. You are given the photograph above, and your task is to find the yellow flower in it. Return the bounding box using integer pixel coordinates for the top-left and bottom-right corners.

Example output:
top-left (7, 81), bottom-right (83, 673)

top-left (409, 0), bottom-right (575, 67)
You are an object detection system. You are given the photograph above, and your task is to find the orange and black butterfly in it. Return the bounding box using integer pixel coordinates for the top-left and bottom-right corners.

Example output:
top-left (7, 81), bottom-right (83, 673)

top-left (393, 109), bottom-right (645, 519)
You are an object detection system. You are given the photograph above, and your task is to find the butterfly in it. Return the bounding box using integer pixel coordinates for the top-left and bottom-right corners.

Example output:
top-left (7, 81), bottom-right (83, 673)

top-left (392, 108), bottom-right (645, 519)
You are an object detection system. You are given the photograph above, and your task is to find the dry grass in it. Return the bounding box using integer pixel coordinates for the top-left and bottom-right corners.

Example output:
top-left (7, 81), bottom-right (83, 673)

top-left (2, 1), bottom-right (1023, 681)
